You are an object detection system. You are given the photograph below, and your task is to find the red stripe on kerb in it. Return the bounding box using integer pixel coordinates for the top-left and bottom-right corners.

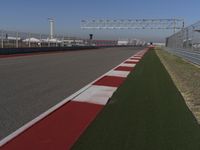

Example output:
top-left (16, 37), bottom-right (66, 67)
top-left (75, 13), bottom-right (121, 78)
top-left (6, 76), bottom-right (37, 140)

top-left (115, 66), bottom-right (134, 71)
top-left (93, 76), bottom-right (126, 87)
top-left (1, 102), bottom-right (103, 150)
top-left (133, 55), bottom-right (142, 57)
top-left (124, 61), bottom-right (137, 64)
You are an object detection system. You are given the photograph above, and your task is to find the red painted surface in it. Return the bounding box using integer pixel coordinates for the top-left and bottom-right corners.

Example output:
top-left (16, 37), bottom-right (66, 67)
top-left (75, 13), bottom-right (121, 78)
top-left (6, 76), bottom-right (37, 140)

top-left (148, 45), bottom-right (155, 48)
top-left (134, 55), bottom-right (143, 57)
top-left (115, 66), bottom-right (134, 71)
top-left (1, 101), bottom-right (103, 150)
top-left (93, 76), bottom-right (126, 87)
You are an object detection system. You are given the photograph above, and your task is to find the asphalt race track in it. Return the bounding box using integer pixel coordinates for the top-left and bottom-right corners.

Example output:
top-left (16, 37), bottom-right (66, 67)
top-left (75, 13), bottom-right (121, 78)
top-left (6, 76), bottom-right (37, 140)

top-left (0, 47), bottom-right (141, 140)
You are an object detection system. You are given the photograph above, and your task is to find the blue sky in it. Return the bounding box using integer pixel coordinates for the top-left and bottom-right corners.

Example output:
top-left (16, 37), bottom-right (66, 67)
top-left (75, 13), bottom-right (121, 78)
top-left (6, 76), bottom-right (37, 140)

top-left (0, 0), bottom-right (199, 42)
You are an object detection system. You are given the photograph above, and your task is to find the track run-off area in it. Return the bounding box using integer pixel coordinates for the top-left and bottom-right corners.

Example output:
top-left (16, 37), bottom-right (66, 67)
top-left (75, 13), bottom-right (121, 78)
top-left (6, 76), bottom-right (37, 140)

top-left (73, 49), bottom-right (200, 150)
top-left (0, 47), bottom-right (142, 141)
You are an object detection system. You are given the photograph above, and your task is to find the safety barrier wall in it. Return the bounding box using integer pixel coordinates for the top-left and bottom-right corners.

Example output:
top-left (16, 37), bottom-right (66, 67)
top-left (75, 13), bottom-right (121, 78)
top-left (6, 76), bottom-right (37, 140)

top-left (0, 45), bottom-right (145, 55)
top-left (0, 46), bottom-right (99, 55)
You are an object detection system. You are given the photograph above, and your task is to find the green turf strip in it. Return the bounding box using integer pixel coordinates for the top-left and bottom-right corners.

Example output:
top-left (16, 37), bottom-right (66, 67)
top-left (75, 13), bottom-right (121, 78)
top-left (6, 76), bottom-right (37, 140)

top-left (72, 50), bottom-right (200, 150)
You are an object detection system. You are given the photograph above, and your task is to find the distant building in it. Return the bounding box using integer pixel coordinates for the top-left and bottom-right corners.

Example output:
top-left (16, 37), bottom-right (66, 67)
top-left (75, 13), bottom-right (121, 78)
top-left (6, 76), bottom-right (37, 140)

top-left (91, 40), bottom-right (118, 46)
top-left (118, 39), bottom-right (146, 46)
top-left (153, 43), bottom-right (165, 46)
top-left (117, 40), bottom-right (129, 45)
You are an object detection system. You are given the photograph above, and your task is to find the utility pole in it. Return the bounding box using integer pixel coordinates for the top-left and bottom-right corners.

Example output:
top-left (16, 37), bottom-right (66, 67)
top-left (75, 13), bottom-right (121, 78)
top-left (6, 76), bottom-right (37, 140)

top-left (173, 18), bottom-right (176, 34)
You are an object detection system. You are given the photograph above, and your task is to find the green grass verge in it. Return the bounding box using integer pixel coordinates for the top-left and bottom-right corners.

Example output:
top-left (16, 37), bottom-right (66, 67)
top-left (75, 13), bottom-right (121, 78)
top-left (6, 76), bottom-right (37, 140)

top-left (72, 50), bottom-right (200, 150)
top-left (156, 48), bottom-right (200, 123)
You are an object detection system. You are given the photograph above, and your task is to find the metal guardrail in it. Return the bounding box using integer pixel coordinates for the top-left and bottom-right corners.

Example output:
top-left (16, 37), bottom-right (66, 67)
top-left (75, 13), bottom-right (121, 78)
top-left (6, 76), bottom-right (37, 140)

top-left (165, 47), bottom-right (200, 65)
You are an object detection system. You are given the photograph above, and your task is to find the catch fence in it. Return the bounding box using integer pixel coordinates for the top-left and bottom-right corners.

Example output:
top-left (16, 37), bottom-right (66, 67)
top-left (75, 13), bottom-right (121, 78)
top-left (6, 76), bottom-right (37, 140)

top-left (0, 30), bottom-right (86, 48)
top-left (166, 21), bottom-right (200, 51)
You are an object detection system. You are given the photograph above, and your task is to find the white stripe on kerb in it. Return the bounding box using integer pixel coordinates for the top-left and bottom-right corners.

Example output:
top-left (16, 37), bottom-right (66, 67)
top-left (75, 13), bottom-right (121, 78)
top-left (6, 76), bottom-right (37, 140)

top-left (106, 70), bottom-right (130, 77)
top-left (131, 56), bottom-right (142, 59)
top-left (119, 63), bottom-right (136, 67)
top-left (127, 59), bottom-right (140, 62)
top-left (73, 85), bottom-right (117, 105)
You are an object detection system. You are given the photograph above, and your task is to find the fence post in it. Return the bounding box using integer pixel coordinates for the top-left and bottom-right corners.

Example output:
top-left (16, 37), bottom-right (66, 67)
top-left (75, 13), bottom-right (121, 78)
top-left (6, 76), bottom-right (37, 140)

top-left (16, 32), bottom-right (19, 48)
top-left (48, 37), bottom-right (50, 47)
top-left (56, 35), bottom-right (58, 47)
top-left (39, 34), bottom-right (42, 47)
top-left (28, 33), bottom-right (31, 47)
top-left (62, 36), bottom-right (64, 47)
top-left (1, 30), bottom-right (3, 48)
